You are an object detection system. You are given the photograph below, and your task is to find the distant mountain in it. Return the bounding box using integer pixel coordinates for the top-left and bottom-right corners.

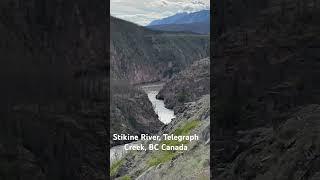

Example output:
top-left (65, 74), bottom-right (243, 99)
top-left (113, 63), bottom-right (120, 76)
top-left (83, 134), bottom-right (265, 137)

top-left (146, 10), bottom-right (210, 34)
top-left (147, 21), bottom-right (210, 34)
top-left (148, 10), bottom-right (209, 26)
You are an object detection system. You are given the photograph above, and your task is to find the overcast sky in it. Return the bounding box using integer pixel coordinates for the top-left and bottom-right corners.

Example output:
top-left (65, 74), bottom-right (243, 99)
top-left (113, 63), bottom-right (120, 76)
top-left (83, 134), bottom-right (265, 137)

top-left (110, 0), bottom-right (210, 26)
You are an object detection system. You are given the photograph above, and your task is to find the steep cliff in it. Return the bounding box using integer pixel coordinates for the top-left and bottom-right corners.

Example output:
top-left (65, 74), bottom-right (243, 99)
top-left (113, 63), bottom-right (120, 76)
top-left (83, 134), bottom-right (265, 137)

top-left (110, 81), bottom-right (163, 146)
top-left (157, 57), bottom-right (210, 112)
top-left (110, 16), bottom-right (209, 84)
top-left (0, 1), bottom-right (106, 179)
top-left (213, 0), bottom-right (320, 179)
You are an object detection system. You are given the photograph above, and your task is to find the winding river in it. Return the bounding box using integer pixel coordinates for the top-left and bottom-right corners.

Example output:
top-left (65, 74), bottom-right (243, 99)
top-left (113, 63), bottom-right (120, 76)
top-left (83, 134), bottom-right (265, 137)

top-left (139, 82), bottom-right (175, 124)
top-left (110, 82), bottom-right (175, 164)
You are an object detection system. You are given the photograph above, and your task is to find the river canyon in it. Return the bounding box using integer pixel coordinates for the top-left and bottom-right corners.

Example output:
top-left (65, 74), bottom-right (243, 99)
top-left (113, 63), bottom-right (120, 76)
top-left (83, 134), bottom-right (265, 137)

top-left (110, 82), bottom-right (175, 164)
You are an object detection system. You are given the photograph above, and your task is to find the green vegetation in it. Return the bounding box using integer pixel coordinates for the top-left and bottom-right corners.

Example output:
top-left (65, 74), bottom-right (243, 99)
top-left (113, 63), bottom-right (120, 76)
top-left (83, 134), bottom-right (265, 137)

top-left (174, 119), bottom-right (200, 136)
top-left (147, 119), bottom-right (201, 167)
top-left (148, 150), bottom-right (178, 167)
top-left (120, 175), bottom-right (132, 180)
top-left (161, 138), bottom-right (189, 147)
top-left (110, 159), bottom-right (124, 177)
top-left (161, 119), bottom-right (200, 146)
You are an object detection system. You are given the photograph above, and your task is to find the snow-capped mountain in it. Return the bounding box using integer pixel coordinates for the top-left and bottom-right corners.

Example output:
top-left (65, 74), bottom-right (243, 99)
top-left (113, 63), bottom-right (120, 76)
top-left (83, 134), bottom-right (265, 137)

top-left (146, 10), bottom-right (210, 34)
top-left (148, 10), bottom-right (209, 26)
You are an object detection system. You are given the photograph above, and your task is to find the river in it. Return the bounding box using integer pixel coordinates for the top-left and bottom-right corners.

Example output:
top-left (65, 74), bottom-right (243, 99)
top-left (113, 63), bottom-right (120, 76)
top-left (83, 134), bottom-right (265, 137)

top-left (110, 82), bottom-right (175, 164)
top-left (139, 82), bottom-right (175, 124)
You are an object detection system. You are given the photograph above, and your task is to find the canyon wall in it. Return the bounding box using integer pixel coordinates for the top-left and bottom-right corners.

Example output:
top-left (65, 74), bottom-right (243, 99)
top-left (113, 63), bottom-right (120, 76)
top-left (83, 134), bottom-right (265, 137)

top-left (110, 16), bottom-right (210, 84)
top-left (110, 81), bottom-right (163, 146)
top-left (157, 58), bottom-right (210, 112)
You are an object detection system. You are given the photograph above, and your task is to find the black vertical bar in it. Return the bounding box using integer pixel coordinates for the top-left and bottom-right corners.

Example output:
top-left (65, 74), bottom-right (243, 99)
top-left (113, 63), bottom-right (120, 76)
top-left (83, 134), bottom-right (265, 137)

top-left (106, 0), bottom-right (111, 179)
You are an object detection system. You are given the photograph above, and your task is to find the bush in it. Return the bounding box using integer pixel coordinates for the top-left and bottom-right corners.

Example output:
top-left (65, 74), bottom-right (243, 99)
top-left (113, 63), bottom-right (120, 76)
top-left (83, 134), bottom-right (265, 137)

top-left (174, 119), bottom-right (200, 136)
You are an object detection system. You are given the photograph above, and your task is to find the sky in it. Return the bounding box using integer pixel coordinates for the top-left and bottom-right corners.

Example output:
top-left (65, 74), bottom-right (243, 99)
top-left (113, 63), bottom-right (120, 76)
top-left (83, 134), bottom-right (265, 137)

top-left (110, 0), bottom-right (210, 26)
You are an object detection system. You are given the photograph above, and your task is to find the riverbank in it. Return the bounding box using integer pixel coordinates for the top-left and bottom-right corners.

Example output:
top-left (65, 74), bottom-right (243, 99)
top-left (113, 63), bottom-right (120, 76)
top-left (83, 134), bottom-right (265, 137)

top-left (110, 82), bottom-right (176, 164)
top-left (139, 82), bottom-right (176, 124)
top-left (110, 81), bottom-right (163, 146)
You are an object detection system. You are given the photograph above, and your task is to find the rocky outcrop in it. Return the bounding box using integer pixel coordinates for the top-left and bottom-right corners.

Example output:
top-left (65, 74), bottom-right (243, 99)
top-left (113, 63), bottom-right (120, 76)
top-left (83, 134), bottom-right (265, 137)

top-left (157, 58), bottom-right (210, 112)
top-left (111, 95), bottom-right (210, 180)
top-left (110, 16), bottom-right (209, 84)
top-left (0, 1), bottom-right (106, 179)
top-left (110, 81), bottom-right (163, 146)
top-left (213, 0), bottom-right (320, 178)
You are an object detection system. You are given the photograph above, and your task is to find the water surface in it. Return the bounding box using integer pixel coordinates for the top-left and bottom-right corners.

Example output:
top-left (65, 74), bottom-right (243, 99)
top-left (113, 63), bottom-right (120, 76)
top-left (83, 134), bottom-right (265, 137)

top-left (140, 82), bottom-right (175, 124)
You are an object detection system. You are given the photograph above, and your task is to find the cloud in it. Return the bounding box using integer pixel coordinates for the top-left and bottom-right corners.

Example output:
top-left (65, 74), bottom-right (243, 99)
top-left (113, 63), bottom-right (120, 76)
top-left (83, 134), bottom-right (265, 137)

top-left (110, 0), bottom-right (210, 25)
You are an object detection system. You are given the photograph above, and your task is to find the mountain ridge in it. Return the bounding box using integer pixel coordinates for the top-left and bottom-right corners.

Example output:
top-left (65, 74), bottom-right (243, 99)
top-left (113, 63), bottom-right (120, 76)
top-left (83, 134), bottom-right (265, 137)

top-left (146, 10), bottom-right (210, 34)
top-left (148, 10), bottom-right (209, 26)
top-left (111, 16), bottom-right (209, 84)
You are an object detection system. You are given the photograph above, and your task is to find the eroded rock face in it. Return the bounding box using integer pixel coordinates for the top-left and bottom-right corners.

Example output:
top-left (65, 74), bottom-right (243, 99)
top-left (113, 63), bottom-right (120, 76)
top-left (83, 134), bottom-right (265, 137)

top-left (157, 58), bottom-right (210, 112)
top-left (213, 0), bottom-right (320, 178)
top-left (110, 16), bottom-right (210, 84)
top-left (110, 82), bottom-right (163, 146)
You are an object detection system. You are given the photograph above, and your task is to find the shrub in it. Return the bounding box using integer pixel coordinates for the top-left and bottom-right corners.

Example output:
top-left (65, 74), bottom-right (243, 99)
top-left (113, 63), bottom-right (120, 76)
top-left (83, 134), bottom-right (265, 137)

top-left (174, 119), bottom-right (200, 136)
